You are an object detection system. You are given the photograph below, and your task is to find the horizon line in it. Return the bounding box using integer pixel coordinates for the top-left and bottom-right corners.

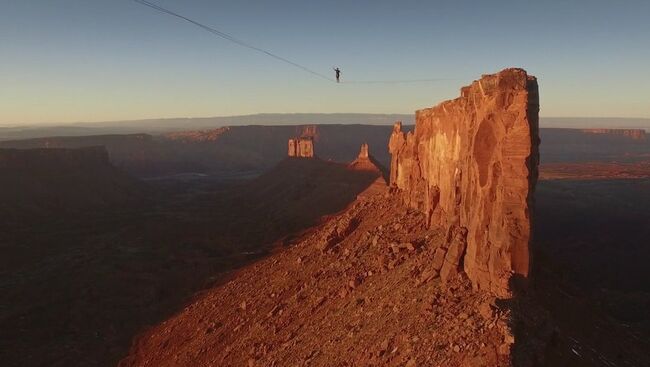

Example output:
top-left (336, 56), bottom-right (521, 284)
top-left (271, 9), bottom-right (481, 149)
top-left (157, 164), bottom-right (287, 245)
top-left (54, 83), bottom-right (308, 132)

top-left (2, 113), bottom-right (650, 129)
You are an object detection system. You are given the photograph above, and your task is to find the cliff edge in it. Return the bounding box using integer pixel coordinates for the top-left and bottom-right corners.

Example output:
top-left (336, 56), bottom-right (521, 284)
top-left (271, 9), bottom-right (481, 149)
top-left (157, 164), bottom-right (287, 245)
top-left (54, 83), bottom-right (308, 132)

top-left (119, 69), bottom-right (541, 366)
top-left (389, 68), bottom-right (539, 297)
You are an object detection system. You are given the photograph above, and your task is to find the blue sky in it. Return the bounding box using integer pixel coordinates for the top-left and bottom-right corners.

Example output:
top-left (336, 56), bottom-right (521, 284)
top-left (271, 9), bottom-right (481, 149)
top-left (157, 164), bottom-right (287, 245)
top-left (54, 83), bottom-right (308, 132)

top-left (1, 0), bottom-right (649, 125)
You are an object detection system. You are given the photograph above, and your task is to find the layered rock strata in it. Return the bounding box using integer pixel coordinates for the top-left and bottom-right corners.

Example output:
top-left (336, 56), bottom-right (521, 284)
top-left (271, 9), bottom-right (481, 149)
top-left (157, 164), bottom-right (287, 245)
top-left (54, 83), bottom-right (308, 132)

top-left (389, 68), bottom-right (540, 297)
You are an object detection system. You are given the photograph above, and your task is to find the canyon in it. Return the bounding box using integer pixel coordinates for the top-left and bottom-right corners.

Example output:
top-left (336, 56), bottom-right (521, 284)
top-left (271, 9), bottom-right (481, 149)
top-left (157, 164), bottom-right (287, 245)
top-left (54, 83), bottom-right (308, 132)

top-left (1, 125), bottom-right (648, 181)
top-left (2, 70), bottom-right (650, 366)
top-left (117, 70), bottom-right (650, 367)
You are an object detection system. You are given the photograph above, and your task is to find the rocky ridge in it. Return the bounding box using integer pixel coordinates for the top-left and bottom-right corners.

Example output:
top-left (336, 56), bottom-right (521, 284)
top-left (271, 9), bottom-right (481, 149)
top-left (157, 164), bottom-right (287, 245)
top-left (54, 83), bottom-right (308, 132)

top-left (120, 188), bottom-right (516, 367)
top-left (120, 69), bottom-right (541, 366)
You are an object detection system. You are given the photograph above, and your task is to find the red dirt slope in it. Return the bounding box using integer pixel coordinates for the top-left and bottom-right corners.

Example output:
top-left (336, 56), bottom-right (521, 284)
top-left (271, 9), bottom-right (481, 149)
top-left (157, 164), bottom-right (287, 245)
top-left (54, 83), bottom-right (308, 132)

top-left (120, 183), bottom-right (516, 367)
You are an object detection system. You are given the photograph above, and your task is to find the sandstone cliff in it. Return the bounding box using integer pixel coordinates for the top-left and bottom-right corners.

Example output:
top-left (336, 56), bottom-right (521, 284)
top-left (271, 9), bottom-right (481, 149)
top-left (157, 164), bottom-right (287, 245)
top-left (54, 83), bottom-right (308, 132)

top-left (348, 143), bottom-right (381, 171)
top-left (288, 137), bottom-right (315, 158)
top-left (389, 68), bottom-right (540, 297)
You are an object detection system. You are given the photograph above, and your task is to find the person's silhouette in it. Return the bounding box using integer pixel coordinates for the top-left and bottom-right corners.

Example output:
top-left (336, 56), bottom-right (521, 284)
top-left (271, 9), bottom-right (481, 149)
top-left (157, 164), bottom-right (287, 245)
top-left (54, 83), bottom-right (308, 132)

top-left (333, 67), bottom-right (341, 83)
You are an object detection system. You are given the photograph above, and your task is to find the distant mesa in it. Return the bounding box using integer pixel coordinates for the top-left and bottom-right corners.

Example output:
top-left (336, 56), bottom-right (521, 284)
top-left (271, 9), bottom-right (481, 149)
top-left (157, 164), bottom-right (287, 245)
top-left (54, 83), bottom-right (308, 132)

top-left (0, 146), bottom-right (140, 217)
top-left (287, 136), bottom-right (315, 158)
top-left (287, 124), bottom-right (317, 158)
top-left (163, 127), bottom-right (230, 142)
top-left (581, 128), bottom-right (646, 140)
top-left (389, 68), bottom-right (540, 297)
top-left (300, 125), bottom-right (318, 140)
top-left (0, 145), bottom-right (110, 170)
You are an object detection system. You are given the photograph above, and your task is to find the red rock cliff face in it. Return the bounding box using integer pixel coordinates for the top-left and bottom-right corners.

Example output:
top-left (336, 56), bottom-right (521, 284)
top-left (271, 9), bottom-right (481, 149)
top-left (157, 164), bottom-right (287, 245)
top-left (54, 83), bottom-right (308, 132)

top-left (389, 68), bottom-right (540, 297)
top-left (288, 137), bottom-right (315, 158)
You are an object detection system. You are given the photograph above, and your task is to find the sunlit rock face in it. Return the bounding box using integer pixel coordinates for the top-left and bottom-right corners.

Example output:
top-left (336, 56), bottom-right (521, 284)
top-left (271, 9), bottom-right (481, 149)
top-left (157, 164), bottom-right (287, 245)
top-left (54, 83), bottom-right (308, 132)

top-left (348, 143), bottom-right (385, 174)
top-left (288, 137), bottom-right (314, 158)
top-left (389, 68), bottom-right (540, 297)
top-left (358, 143), bottom-right (369, 159)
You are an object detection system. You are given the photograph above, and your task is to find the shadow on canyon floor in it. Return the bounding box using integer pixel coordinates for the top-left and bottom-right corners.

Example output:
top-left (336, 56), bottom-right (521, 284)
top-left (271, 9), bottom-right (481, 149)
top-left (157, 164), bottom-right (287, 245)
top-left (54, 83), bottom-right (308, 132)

top-left (504, 178), bottom-right (650, 367)
top-left (0, 158), bottom-right (380, 367)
